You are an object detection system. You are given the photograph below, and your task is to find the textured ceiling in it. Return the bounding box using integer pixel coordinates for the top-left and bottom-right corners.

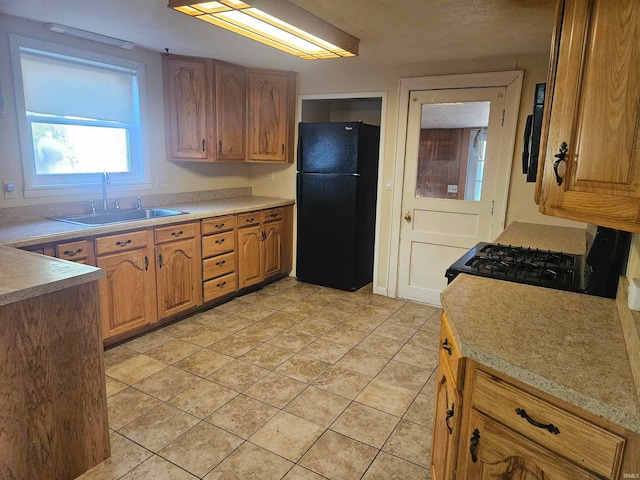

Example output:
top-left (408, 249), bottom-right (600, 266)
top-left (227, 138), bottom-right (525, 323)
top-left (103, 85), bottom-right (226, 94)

top-left (0, 0), bottom-right (556, 71)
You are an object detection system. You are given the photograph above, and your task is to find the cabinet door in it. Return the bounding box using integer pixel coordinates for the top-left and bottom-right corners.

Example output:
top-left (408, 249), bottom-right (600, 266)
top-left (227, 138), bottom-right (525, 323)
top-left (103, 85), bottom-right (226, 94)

top-left (156, 238), bottom-right (202, 319)
top-left (460, 411), bottom-right (600, 480)
top-left (164, 56), bottom-right (209, 160)
top-left (431, 354), bottom-right (461, 480)
top-left (97, 249), bottom-right (156, 340)
top-left (538, 0), bottom-right (640, 231)
top-left (214, 63), bottom-right (245, 161)
top-left (238, 225), bottom-right (264, 289)
top-left (247, 71), bottom-right (289, 162)
top-left (263, 221), bottom-right (282, 279)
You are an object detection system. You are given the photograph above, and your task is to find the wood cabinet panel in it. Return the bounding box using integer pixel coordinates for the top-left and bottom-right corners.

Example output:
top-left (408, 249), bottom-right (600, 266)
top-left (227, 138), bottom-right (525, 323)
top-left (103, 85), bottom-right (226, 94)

top-left (155, 238), bottom-right (201, 319)
top-left (154, 222), bottom-right (197, 244)
top-left (237, 211), bottom-right (260, 227)
top-left (203, 272), bottom-right (237, 302)
top-left (214, 62), bottom-right (245, 161)
top-left (202, 215), bottom-right (236, 235)
top-left (94, 230), bottom-right (148, 256)
top-left (202, 231), bottom-right (235, 257)
top-left (440, 312), bottom-right (464, 385)
top-left (262, 207), bottom-right (283, 223)
top-left (203, 251), bottom-right (235, 280)
top-left (263, 221), bottom-right (282, 279)
top-left (238, 224), bottom-right (264, 289)
top-left (56, 239), bottom-right (91, 262)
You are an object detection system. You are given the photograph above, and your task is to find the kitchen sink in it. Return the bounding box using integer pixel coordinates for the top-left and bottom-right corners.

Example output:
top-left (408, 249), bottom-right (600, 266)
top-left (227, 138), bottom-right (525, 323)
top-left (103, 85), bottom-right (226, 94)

top-left (52, 208), bottom-right (187, 226)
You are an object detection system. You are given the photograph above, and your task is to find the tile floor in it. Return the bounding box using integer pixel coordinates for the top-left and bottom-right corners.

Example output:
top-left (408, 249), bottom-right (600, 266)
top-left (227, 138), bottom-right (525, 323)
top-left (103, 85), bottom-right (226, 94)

top-left (79, 277), bottom-right (441, 480)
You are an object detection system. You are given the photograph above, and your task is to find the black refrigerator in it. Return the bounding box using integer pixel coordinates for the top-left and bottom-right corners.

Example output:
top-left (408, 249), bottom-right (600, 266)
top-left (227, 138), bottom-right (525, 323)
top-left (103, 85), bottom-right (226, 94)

top-left (296, 121), bottom-right (380, 291)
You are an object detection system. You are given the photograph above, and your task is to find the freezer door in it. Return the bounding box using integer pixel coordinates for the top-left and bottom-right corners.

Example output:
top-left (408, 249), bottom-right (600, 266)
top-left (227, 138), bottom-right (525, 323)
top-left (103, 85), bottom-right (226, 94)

top-left (297, 122), bottom-right (360, 174)
top-left (297, 172), bottom-right (358, 290)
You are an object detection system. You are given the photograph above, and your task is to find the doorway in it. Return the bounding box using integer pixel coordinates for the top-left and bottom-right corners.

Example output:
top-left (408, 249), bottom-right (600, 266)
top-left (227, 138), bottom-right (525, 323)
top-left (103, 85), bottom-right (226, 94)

top-left (389, 72), bottom-right (523, 305)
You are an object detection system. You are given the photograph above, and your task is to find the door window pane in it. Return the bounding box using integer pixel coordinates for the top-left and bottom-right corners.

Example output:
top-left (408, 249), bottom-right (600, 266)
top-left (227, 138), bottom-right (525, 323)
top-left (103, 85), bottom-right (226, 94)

top-left (415, 101), bottom-right (490, 201)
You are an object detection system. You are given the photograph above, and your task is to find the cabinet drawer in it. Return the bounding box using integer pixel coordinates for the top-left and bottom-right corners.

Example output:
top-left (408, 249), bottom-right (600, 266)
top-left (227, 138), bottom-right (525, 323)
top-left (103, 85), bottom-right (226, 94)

top-left (154, 222), bottom-right (196, 244)
top-left (95, 230), bottom-right (148, 255)
top-left (262, 208), bottom-right (283, 223)
top-left (56, 240), bottom-right (90, 261)
top-left (472, 370), bottom-right (625, 478)
top-left (202, 231), bottom-right (235, 257)
top-left (203, 272), bottom-right (237, 302)
top-left (202, 215), bottom-right (236, 235)
top-left (440, 313), bottom-right (464, 385)
top-left (203, 252), bottom-right (235, 280)
top-left (238, 211), bottom-right (260, 227)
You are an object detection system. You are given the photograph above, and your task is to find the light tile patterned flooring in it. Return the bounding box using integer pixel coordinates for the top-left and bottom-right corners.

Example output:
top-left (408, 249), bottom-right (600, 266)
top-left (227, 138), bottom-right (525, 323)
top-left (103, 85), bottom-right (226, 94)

top-left (79, 277), bottom-right (441, 480)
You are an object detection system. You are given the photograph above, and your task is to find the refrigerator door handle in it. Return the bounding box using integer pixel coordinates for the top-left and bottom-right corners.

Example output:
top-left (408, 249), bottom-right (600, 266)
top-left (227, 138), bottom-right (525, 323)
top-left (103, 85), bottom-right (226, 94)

top-left (352, 173), bottom-right (361, 177)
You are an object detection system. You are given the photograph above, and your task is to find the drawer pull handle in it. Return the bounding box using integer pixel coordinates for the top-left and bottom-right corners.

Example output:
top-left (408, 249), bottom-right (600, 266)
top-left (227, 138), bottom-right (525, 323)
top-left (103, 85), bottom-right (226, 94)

top-left (214, 223), bottom-right (225, 229)
top-left (63, 248), bottom-right (83, 256)
top-left (171, 230), bottom-right (183, 237)
top-left (445, 403), bottom-right (454, 435)
top-left (441, 338), bottom-right (452, 355)
top-left (158, 254), bottom-right (163, 268)
top-left (515, 408), bottom-right (560, 434)
top-left (269, 213), bottom-right (278, 218)
top-left (215, 260), bottom-right (226, 266)
top-left (215, 238), bottom-right (226, 245)
top-left (246, 217), bottom-right (255, 223)
top-left (116, 239), bottom-right (132, 247)
top-left (216, 281), bottom-right (226, 288)
top-left (144, 255), bottom-right (149, 271)
top-left (470, 429), bottom-right (480, 463)
top-left (553, 142), bottom-right (568, 186)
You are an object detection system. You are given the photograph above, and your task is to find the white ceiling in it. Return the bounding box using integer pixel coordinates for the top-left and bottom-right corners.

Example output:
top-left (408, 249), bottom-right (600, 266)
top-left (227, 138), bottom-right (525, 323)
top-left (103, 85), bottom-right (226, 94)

top-left (0, 0), bottom-right (556, 72)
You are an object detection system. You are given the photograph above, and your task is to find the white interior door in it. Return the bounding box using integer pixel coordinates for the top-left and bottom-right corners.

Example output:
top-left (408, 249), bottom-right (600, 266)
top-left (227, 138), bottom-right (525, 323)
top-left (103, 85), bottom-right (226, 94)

top-left (397, 87), bottom-right (506, 305)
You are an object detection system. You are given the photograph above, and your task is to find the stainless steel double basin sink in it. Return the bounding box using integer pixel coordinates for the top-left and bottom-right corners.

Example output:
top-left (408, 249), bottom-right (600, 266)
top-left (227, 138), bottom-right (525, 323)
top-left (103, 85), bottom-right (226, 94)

top-left (53, 208), bottom-right (186, 226)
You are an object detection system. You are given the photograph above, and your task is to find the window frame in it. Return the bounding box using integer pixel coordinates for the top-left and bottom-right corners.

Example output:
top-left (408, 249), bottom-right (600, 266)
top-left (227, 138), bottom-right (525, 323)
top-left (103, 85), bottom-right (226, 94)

top-left (9, 34), bottom-right (151, 198)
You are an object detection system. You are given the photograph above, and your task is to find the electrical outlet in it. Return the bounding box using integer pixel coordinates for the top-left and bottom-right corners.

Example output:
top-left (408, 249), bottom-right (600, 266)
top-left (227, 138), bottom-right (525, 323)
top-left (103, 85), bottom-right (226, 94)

top-left (447, 184), bottom-right (458, 194)
top-left (268, 170), bottom-right (274, 181)
top-left (3, 181), bottom-right (17, 199)
top-left (156, 176), bottom-right (167, 188)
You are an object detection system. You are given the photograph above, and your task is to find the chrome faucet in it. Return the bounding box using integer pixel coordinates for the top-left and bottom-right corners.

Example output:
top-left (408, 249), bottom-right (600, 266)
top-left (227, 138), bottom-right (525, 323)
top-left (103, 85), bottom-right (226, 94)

top-left (102, 172), bottom-right (110, 211)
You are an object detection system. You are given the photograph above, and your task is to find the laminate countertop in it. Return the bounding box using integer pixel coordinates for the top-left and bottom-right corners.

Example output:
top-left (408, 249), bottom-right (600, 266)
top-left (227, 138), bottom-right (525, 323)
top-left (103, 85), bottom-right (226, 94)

top-left (441, 221), bottom-right (640, 433)
top-left (0, 195), bottom-right (293, 306)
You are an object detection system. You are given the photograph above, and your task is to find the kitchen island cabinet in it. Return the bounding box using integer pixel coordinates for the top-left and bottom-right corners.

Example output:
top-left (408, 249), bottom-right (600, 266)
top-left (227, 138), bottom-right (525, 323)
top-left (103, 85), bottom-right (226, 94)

top-left (537, 0), bottom-right (640, 232)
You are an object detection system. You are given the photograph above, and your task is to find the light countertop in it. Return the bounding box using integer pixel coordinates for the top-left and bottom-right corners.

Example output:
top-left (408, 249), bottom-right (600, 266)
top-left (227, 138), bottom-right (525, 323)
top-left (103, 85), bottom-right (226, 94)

top-left (495, 221), bottom-right (587, 254)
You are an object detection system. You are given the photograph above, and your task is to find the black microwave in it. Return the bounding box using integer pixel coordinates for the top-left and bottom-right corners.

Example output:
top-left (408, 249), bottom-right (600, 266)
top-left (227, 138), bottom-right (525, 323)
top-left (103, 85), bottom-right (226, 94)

top-left (522, 83), bottom-right (545, 182)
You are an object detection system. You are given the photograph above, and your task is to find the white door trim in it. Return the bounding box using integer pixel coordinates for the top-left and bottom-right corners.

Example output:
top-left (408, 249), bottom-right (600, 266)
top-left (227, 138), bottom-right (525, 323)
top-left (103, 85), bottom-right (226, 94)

top-left (297, 91), bottom-right (388, 296)
top-left (388, 71), bottom-right (523, 299)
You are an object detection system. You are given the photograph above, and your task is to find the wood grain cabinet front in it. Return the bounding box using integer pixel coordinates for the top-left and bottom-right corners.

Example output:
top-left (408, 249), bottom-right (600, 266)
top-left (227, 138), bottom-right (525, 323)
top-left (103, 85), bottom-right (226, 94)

top-left (214, 62), bottom-right (245, 161)
top-left (201, 215), bottom-right (238, 303)
top-left (537, 0), bottom-right (640, 232)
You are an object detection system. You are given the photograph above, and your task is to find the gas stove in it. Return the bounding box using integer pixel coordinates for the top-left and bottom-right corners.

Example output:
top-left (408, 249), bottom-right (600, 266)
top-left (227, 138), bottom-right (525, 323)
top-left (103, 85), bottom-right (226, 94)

top-left (445, 242), bottom-right (585, 292)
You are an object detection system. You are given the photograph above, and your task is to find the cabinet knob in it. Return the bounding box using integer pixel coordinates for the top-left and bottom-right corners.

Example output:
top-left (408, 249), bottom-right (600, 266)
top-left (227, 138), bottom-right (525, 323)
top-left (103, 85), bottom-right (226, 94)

top-left (553, 142), bottom-right (568, 186)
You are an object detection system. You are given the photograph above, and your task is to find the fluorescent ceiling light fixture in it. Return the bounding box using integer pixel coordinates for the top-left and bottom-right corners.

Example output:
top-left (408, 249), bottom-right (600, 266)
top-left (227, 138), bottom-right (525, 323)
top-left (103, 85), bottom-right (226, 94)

top-left (43, 23), bottom-right (135, 50)
top-left (168, 0), bottom-right (359, 59)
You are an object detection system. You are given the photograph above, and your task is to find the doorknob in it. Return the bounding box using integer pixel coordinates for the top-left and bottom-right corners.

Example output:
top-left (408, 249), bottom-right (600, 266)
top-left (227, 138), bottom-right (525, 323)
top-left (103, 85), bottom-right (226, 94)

top-left (404, 211), bottom-right (412, 221)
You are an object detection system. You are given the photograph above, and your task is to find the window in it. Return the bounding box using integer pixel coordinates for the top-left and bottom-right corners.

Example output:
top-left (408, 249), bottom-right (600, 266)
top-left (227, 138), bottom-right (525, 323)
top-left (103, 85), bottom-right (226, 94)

top-left (10, 35), bottom-right (149, 197)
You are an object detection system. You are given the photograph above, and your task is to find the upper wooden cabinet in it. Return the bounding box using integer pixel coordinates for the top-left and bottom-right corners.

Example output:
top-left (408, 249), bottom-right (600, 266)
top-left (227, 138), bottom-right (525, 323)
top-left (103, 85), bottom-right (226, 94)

top-left (163, 55), bottom-right (296, 164)
top-left (247, 70), bottom-right (296, 163)
top-left (537, 0), bottom-right (640, 232)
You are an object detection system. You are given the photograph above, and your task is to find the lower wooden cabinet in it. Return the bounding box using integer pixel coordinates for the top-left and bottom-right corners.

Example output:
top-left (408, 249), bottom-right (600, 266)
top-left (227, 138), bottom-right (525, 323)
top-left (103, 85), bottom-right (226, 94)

top-left (238, 209), bottom-right (284, 289)
top-left (238, 224), bottom-right (264, 289)
top-left (263, 220), bottom-right (282, 278)
top-left (155, 237), bottom-right (201, 319)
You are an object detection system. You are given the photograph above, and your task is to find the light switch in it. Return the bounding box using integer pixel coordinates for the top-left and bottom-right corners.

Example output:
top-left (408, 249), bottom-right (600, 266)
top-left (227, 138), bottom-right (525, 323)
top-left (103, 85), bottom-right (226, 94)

top-left (385, 178), bottom-right (393, 190)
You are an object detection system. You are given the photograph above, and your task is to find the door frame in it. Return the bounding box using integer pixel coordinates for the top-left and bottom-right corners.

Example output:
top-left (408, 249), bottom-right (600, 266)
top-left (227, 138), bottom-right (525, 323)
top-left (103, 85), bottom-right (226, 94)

top-left (388, 71), bottom-right (523, 299)
top-left (296, 91), bottom-right (388, 295)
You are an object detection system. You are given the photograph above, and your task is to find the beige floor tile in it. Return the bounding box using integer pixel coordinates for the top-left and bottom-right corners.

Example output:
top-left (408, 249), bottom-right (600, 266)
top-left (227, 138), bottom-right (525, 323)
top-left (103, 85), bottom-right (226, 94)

top-left (322, 326), bottom-right (369, 348)
top-left (357, 334), bottom-right (404, 359)
top-left (275, 354), bottom-right (332, 383)
top-left (180, 325), bottom-right (236, 347)
top-left (362, 451), bottom-right (431, 479)
top-left (159, 319), bottom-right (207, 339)
top-left (204, 442), bottom-right (293, 480)
top-left (354, 305), bottom-right (395, 322)
top-left (207, 359), bottom-right (270, 392)
top-left (76, 432), bottom-right (152, 480)
top-left (387, 307), bottom-right (433, 330)
top-left (337, 349), bottom-right (389, 377)
top-left (376, 360), bottom-right (431, 392)
top-left (284, 386), bottom-right (351, 428)
top-left (107, 388), bottom-right (162, 430)
top-left (103, 346), bottom-right (138, 370)
top-left (189, 308), bottom-right (229, 325)
top-left (207, 394), bottom-right (279, 439)
top-left (133, 366), bottom-right (201, 402)
top-left (288, 318), bottom-right (336, 337)
top-left (209, 333), bottom-right (263, 357)
top-left (159, 422), bottom-right (243, 477)
top-left (308, 306), bottom-right (354, 324)
top-left (213, 298), bottom-right (252, 314)
top-left (237, 304), bottom-right (278, 321)
top-left (374, 322), bottom-right (418, 343)
top-left (123, 332), bottom-right (173, 353)
top-left (268, 331), bottom-right (316, 352)
top-left (237, 290), bottom-right (273, 304)
top-left (168, 379), bottom-right (238, 418)
top-left (421, 372), bottom-right (439, 397)
top-left (408, 329), bottom-right (440, 351)
top-left (330, 402), bottom-right (400, 448)
top-left (240, 343), bottom-right (295, 369)
top-left (105, 355), bottom-right (167, 385)
top-left (368, 295), bottom-right (407, 312)
top-left (383, 419), bottom-right (432, 468)
top-left (299, 430), bottom-right (378, 480)
top-left (313, 366), bottom-right (372, 399)
top-left (342, 315), bottom-right (385, 333)
top-left (282, 301), bottom-right (324, 317)
top-left (356, 379), bottom-right (417, 417)
top-left (175, 349), bottom-right (234, 377)
top-left (301, 338), bottom-right (351, 363)
top-left (105, 376), bottom-right (128, 397)
top-left (282, 465), bottom-right (327, 479)
top-left (245, 372), bottom-right (306, 408)
top-left (238, 323), bottom-right (286, 342)
top-left (404, 393), bottom-right (436, 427)
top-left (213, 313), bottom-right (256, 332)
top-left (394, 344), bottom-right (438, 370)
top-left (119, 455), bottom-right (197, 480)
top-left (254, 294), bottom-right (297, 310)
top-left (146, 339), bottom-right (202, 364)
top-left (261, 311), bottom-right (306, 329)
top-left (250, 411), bottom-right (324, 461)
top-left (119, 403), bottom-right (199, 452)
